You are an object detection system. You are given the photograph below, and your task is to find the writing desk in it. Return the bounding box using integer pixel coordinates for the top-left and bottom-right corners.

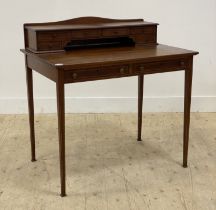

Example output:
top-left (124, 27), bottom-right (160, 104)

top-left (21, 17), bottom-right (198, 196)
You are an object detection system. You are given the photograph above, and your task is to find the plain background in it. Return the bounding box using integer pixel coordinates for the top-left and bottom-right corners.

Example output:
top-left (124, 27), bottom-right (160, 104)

top-left (0, 0), bottom-right (215, 113)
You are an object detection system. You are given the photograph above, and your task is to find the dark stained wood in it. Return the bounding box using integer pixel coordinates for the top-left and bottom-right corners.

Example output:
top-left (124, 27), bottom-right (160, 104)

top-left (21, 44), bottom-right (197, 70)
top-left (137, 75), bottom-right (144, 141)
top-left (21, 17), bottom-right (199, 197)
top-left (24, 16), bottom-right (145, 27)
top-left (23, 51), bottom-right (57, 82)
top-left (24, 19), bottom-right (156, 31)
top-left (183, 57), bottom-right (193, 168)
top-left (64, 64), bottom-right (130, 83)
top-left (56, 70), bottom-right (66, 197)
top-left (21, 44), bottom-right (198, 87)
top-left (25, 22), bottom-right (157, 31)
top-left (25, 56), bottom-right (36, 162)
top-left (24, 17), bottom-right (158, 53)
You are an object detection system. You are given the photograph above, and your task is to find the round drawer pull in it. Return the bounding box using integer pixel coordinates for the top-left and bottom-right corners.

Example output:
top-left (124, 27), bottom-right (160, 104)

top-left (180, 61), bottom-right (185, 66)
top-left (120, 67), bottom-right (125, 74)
top-left (72, 73), bottom-right (77, 79)
top-left (140, 66), bottom-right (145, 71)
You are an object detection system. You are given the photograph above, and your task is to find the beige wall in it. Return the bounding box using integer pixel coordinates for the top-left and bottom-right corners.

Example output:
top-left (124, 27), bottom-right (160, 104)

top-left (0, 0), bottom-right (215, 113)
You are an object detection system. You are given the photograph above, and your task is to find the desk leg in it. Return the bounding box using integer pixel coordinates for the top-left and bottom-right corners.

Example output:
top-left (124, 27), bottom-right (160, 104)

top-left (183, 58), bottom-right (193, 168)
top-left (137, 75), bottom-right (144, 141)
top-left (25, 65), bottom-right (36, 162)
top-left (56, 73), bottom-right (66, 197)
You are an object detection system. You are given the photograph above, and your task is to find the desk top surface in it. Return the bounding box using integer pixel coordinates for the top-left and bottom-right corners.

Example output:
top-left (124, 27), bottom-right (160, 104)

top-left (22, 44), bottom-right (198, 69)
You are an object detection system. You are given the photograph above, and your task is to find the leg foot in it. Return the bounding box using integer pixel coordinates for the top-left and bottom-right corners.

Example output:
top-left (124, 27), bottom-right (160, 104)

top-left (183, 164), bottom-right (188, 168)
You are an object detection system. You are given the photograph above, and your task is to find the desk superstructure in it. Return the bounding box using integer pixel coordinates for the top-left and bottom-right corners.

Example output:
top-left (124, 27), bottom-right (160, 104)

top-left (21, 17), bottom-right (198, 196)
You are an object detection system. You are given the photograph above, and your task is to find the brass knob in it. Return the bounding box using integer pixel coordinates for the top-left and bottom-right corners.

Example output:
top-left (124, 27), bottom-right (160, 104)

top-left (73, 73), bottom-right (77, 79)
top-left (120, 67), bottom-right (125, 74)
top-left (140, 66), bottom-right (145, 71)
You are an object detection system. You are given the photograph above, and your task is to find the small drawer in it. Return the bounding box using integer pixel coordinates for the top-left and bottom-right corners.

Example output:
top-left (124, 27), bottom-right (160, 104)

top-left (64, 65), bottom-right (130, 83)
top-left (101, 65), bottom-right (130, 77)
top-left (38, 31), bottom-right (70, 42)
top-left (102, 28), bottom-right (129, 37)
top-left (134, 60), bottom-right (186, 74)
top-left (71, 29), bottom-right (101, 39)
top-left (130, 26), bottom-right (156, 35)
top-left (38, 41), bottom-right (62, 50)
top-left (131, 34), bottom-right (156, 44)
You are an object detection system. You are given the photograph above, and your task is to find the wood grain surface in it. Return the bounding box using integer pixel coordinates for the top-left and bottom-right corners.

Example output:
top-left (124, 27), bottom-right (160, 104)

top-left (0, 113), bottom-right (215, 209)
top-left (24, 16), bottom-right (158, 52)
top-left (22, 44), bottom-right (198, 68)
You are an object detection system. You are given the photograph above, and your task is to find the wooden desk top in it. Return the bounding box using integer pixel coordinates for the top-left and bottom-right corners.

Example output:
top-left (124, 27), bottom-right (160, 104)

top-left (22, 44), bottom-right (198, 70)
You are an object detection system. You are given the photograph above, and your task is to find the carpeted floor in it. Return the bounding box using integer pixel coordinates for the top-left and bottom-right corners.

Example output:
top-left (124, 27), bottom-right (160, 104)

top-left (0, 113), bottom-right (215, 210)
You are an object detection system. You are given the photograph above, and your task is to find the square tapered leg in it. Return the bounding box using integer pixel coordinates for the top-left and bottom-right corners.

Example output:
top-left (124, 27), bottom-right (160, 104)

top-left (25, 62), bottom-right (36, 162)
top-left (137, 75), bottom-right (144, 141)
top-left (56, 71), bottom-right (66, 197)
top-left (183, 58), bottom-right (193, 168)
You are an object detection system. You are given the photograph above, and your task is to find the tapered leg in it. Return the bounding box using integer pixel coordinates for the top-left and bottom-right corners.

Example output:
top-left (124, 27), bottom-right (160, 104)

top-left (183, 58), bottom-right (193, 168)
top-left (25, 62), bottom-right (36, 162)
top-left (56, 71), bottom-right (66, 197)
top-left (137, 75), bottom-right (144, 141)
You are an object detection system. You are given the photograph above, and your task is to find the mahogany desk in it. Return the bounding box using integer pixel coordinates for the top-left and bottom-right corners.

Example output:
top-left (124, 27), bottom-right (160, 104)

top-left (21, 17), bottom-right (198, 196)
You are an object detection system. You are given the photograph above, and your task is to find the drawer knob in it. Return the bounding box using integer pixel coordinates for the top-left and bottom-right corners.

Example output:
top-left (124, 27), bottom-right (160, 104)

top-left (180, 61), bottom-right (185, 66)
top-left (72, 73), bottom-right (77, 79)
top-left (140, 66), bottom-right (145, 71)
top-left (120, 67), bottom-right (125, 74)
